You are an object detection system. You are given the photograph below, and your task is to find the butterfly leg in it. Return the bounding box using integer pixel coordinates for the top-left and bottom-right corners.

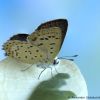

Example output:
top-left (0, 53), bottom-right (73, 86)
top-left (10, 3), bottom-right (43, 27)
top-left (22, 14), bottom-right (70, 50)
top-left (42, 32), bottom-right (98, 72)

top-left (38, 64), bottom-right (54, 79)
top-left (53, 65), bottom-right (59, 74)
top-left (21, 64), bottom-right (33, 71)
top-left (38, 68), bottom-right (46, 79)
top-left (47, 66), bottom-right (53, 78)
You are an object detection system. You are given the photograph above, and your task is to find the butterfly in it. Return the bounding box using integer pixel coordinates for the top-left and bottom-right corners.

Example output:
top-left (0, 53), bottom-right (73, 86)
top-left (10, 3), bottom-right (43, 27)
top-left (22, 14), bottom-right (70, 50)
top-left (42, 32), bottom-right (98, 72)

top-left (3, 19), bottom-right (68, 69)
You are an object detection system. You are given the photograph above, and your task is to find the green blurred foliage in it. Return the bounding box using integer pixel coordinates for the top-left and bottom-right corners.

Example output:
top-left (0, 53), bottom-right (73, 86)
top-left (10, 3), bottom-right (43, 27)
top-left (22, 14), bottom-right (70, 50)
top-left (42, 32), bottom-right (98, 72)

top-left (28, 73), bottom-right (76, 100)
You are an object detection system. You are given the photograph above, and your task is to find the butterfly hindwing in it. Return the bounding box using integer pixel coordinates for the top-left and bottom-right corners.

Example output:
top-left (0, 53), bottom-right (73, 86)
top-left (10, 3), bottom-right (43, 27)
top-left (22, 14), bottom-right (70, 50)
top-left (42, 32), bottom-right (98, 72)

top-left (3, 40), bottom-right (22, 57)
top-left (4, 40), bottom-right (47, 64)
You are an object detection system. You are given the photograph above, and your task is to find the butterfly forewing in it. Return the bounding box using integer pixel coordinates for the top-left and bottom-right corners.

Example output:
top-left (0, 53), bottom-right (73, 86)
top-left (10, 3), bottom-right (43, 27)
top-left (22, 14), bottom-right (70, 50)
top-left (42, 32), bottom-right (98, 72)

top-left (27, 19), bottom-right (68, 63)
top-left (28, 27), bottom-right (62, 62)
top-left (36, 19), bottom-right (68, 48)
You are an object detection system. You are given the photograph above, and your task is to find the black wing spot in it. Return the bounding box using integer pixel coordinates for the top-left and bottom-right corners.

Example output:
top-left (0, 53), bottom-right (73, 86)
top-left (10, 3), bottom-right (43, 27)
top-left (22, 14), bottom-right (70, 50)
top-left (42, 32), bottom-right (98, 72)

top-left (27, 46), bottom-right (33, 49)
top-left (38, 43), bottom-right (43, 46)
top-left (35, 56), bottom-right (37, 57)
top-left (40, 38), bottom-right (44, 40)
top-left (18, 57), bottom-right (21, 59)
top-left (45, 38), bottom-right (48, 40)
top-left (50, 43), bottom-right (55, 45)
top-left (48, 36), bottom-right (51, 38)
top-left (50, 52), bottom-right (53, 54)
top-left (16, 53), bottom-right (18, 56)
top-left (32, 37), bottom-right (37, 41)
top-left (50, 47), bottom-right (53, 49)
top-left (55, 38), bottom-right (60, 39)
top-left (40, 55), bottom-right (42, 57)
top-left (28, 51), bottom-right (32, 54)
top-left (25, 56), bottom-right (27, 58)
top-left (6, 45), bottom-right (9, 46)
top-left (36, 50), bottom-right (39, 52)
top-left (8, 43), bottom-right (11, 44)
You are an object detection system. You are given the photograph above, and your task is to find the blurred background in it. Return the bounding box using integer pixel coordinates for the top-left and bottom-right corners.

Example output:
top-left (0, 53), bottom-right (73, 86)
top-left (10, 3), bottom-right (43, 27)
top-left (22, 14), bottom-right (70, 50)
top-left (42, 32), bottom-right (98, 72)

top-left (0, 0), bottom-right (99, 97)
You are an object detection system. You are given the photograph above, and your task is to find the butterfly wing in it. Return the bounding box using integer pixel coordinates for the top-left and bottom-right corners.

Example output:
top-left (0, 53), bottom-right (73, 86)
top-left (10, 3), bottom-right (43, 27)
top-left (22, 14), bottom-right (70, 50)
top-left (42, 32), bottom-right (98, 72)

top-left (27, 19), bottom-right (68, 63)
top-left (9, 33), bottom-right (29, 41)
top-left (3, 40), bottom-right (22, 56)
top-left (3, 40), bottom-right (47, 64)
top-left (27, 27), bottom-right (63, 63)
top-left (3, 19), bottom-right (68, 64)
top-left (36, 19), bottom-right (68, 48)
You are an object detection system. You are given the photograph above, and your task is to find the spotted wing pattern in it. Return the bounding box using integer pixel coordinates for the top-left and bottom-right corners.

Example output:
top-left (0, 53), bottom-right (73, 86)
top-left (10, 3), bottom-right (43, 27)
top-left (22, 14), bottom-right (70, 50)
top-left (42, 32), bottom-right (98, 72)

top-left (3, 40), bottom-right (47, 64)
top-left (36, 19), bottom-right (68, 48)
top-left (27, 27), bottom-right (62, 63)
top-left (3, 19), bottom-right (68, 64)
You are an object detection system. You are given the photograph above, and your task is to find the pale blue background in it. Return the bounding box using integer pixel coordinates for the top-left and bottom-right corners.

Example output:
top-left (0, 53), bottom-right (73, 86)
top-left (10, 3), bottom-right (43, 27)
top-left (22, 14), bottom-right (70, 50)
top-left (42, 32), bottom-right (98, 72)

top-left (0, 0), bottom-right (100, 97)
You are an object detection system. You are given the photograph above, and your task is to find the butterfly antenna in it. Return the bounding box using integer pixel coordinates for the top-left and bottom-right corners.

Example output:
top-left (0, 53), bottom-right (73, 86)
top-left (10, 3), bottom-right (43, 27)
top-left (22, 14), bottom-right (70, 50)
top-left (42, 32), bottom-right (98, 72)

top-left (58, 55), bottom-right (78, 61)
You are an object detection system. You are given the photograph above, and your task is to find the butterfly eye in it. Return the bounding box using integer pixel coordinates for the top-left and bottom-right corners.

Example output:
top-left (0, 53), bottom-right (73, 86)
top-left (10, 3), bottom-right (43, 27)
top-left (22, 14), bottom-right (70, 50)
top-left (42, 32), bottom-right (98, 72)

top-left (53, 59), bottom-right (59, 65)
